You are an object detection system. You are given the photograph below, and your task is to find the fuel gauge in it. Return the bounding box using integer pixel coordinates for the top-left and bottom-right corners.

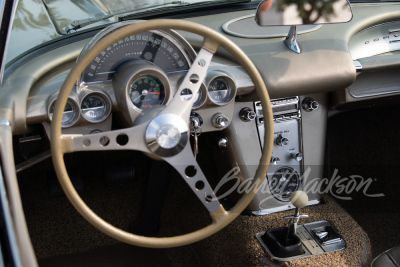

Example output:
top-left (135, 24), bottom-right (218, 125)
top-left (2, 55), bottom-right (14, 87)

top-left (49, 98), bottom-right (79, 127)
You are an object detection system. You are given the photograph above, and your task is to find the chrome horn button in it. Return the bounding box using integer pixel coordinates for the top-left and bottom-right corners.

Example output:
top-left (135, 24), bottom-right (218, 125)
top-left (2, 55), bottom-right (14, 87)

top-left (145, 113), bottom-right (188, 157)
top-left (156, 124), bottom-right (181, 149)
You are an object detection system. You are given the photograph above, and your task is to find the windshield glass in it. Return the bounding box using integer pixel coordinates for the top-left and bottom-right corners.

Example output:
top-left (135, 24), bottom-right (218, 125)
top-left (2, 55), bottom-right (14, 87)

top-left (5, 0), bottom-right (248, 65)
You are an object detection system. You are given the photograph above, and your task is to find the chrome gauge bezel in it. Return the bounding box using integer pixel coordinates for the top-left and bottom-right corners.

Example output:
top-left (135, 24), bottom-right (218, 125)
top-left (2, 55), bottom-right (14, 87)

top-left (48, 98), bottom-right (79, 128)
top-left (268, 166), bottom-right (301, 202)
top-left (207, 74), bottom-right (237, 106)
top-left (80, 92), bottom-right (112, 123)
top-left (192, 83), bottom-right (207, 109)
top-left (179, 82), bottom-right (207, 110)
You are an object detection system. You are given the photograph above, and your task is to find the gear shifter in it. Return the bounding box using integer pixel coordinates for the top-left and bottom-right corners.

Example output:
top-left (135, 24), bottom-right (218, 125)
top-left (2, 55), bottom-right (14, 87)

top-left (258, 191), bottom-right (309, 258)
top-left (256, 191), bottom-right (346, 261)
top-left (284, 191), bottom-right (309, 245)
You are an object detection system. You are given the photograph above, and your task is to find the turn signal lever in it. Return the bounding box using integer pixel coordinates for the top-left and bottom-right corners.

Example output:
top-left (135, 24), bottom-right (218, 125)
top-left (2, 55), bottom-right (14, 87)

top-left (284, 191), bottom-right (309, 245)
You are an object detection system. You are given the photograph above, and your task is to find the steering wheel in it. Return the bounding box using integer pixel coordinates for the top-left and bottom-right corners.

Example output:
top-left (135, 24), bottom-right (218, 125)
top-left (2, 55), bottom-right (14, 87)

top-left (50, 20), bottom-right (273, 248)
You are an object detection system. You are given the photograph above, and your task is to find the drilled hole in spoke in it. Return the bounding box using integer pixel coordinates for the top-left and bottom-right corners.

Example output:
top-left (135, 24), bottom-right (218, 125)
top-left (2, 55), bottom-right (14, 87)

top-left (190, 74), bottom-right (199, 84)
top-left (185, 165), bottom-right (197, 178)
top-left (83, 139), bottom-right (91, 147)
top-left (195, 181), bottom-right (204, 190)
top-left (198, 59), bottom-right (206, 67)
top-left (100, 136), bottom-right (110, 146)
top-left (180, 89), bottom-right (193, 101)
top-left (205, 195), bottom-right (213, 203)
top-left (116, 134), bottom-right (129, 146)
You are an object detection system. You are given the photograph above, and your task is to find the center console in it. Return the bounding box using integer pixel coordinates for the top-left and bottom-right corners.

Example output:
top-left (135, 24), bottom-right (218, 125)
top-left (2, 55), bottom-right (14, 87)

top-left (213, 94), bottom-right (327, 214)
top-left (255, 97), bottom-right (303, 203)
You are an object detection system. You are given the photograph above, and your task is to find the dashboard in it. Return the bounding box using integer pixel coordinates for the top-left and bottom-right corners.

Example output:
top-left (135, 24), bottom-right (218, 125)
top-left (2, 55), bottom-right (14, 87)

top-left (2, 2), bottom-right (400, 263)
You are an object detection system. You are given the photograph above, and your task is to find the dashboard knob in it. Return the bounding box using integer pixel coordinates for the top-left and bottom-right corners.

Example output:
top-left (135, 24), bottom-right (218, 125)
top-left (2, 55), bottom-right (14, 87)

top-left (276, 135), bottom-right (289, 146)
top-left (302, 97), bottom-right (319, 112)
top-left (218, 138), bottom-right (228, 148)
top-left (239, 107), bottom-right (256, 122)
top-left (271, 156), bottom-right (280, 165)
top-left (291, 152), bottom-right (303, 162)
top-left (212, 114), bottom-right (230, 128)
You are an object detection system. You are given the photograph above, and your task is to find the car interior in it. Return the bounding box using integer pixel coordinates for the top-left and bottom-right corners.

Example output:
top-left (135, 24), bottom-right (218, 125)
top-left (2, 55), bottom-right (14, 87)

top-left (1, 0), bottom-right (400, 266)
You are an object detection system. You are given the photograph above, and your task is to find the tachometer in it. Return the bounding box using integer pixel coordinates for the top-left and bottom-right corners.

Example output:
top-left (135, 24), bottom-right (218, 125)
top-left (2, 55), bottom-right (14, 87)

top-left (128, 75), bottom-right (166, 110)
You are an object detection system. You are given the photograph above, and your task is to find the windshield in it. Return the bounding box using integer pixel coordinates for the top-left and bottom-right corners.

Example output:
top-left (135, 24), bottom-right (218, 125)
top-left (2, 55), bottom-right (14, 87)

top-left (4, 0), bottom-right (394, 66)
top-left (5, 0), bottom-right (249, 65)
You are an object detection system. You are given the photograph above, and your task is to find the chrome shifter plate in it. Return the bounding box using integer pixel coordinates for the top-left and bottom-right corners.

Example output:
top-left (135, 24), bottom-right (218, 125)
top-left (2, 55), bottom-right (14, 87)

top-left (255, 220), bottom-right (346, 262)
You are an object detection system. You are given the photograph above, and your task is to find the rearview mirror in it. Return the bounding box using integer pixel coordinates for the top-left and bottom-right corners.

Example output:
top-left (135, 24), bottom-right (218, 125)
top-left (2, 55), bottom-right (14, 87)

top-left (255, 0), bottom-right (352, 26)
top-left (255, 0), bottom-right (353, 53)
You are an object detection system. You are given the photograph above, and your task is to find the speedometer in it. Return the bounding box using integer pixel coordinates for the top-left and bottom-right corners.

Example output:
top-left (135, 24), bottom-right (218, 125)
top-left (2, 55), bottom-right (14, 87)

top-left (79, 27), bottom-right (195, 83)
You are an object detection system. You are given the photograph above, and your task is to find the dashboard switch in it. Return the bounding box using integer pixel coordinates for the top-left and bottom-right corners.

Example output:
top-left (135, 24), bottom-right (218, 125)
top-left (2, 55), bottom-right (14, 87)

top-left (271, 157), bottom-right (281, 165)
top-left (302, 97), bottom-right (319, 112)
top-left (291, 152), bottom-right (303, 162)
top-left (212, 114), bottom-right (230, 128)
top-left (239, 107), bottom-right (256, 122)
top-left (276, 135), bottom-right (289, 146)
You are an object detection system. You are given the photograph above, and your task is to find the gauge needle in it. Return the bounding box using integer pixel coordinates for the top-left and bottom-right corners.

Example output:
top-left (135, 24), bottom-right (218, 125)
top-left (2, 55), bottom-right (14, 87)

top-left (132, 94), bottom-right (143, 102)
top-left (148, 92), bottom-right (160, 94)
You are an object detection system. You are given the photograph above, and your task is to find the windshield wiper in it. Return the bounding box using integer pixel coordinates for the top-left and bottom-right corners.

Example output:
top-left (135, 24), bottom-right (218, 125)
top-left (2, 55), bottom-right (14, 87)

top-left (64, 1), bottom-right (191, 34)
top-left (65, 14), bottom-right (115, 34)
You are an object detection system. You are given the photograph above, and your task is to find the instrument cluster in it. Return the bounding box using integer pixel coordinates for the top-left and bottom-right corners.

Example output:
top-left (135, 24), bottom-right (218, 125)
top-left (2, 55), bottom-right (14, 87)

top-left (44, 22), bottom-right (248, 132)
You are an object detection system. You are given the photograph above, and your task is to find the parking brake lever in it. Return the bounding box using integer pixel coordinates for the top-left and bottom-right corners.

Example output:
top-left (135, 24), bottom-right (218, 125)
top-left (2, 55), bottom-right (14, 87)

top-left (284, 191), bottom-right (309, 245)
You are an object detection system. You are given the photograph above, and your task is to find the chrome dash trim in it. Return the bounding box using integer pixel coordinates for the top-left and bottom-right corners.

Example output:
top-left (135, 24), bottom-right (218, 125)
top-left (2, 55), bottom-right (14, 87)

top-left (354, 60), bottom-right (362, 73)
top-left (222, 14), bottom-right (321, 39)
top-left (248, 199), bottom-right (322, 215)
top-left (0, 164), bottom-right (22, 266)
top-left (0, 120), bottom-right (11, 126)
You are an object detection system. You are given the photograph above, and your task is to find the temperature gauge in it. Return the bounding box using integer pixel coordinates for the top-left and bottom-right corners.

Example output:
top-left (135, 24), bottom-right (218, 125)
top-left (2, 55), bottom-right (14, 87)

top-left (180, 84), bottom-right (206, 109)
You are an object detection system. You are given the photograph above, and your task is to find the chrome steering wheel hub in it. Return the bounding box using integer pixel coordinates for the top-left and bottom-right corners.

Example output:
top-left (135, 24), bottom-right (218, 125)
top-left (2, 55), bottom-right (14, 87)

top-left (145, 113), bottom-right (188, 157)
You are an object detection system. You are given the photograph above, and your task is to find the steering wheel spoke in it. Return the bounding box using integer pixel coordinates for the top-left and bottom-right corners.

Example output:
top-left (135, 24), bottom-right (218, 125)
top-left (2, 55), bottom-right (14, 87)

top-left (160, 46), bottom-right (214, 121)
top-left (60, 123), bottom-right (149, 154)
top-left (163, 144), bottom-right (222, 213)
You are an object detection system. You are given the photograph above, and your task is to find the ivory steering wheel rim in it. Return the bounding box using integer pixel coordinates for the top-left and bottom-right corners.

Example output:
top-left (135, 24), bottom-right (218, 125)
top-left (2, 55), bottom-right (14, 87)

top-left (50, 19), bottom-right (274, 248)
